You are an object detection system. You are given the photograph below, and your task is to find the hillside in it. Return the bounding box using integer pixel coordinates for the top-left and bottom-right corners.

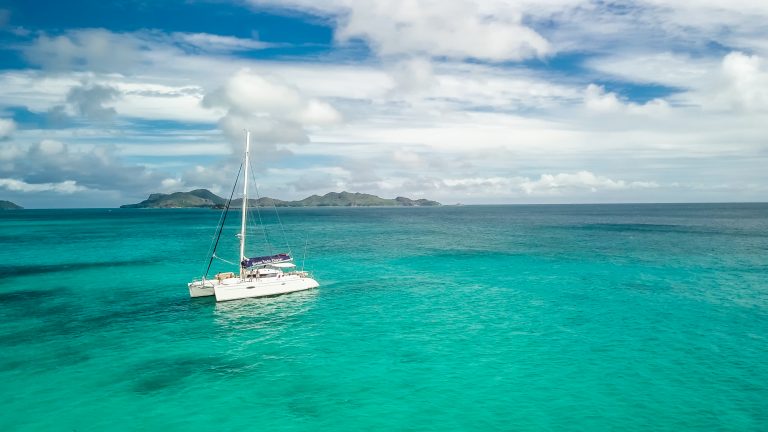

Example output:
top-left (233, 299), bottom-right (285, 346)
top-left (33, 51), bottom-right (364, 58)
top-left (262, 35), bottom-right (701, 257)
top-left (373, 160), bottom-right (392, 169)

top-left (121, 190), bottom-right (440, 208)
top-left (120, 189), bottom-right (227, 208)
top-left (0, 200), bottom-right (23, 210)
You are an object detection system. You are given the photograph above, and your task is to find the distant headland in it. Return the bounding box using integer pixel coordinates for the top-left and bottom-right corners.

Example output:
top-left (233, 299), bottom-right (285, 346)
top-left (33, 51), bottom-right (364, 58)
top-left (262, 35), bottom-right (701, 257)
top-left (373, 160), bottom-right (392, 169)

top-left (120, 189), bottom-right (441, 208)
top-left (0, 200), bottom-right (23, 210)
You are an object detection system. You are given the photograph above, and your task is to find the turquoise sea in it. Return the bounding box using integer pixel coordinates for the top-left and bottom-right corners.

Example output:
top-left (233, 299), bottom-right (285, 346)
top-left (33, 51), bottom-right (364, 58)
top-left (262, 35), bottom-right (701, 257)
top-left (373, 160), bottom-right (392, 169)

top-left (1, 204), bottom-right (767, 431)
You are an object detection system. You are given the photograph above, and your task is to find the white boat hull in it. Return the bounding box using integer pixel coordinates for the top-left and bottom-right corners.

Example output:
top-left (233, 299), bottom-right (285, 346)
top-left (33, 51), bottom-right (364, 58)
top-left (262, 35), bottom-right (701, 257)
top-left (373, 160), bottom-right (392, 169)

top-left (214, 274), bottom-right (319, 302)
top-left (188, 280), bottom-right (215, 298)
top-left (189, 274), bottom-right (319, 301)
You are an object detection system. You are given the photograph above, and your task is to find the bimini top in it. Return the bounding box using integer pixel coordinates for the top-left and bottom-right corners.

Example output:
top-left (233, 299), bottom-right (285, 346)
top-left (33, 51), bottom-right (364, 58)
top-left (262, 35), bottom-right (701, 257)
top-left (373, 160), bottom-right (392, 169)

top-left (241, 253), bottom-right (292, 268)
top-left (269, 262), bottom-right (296, 268)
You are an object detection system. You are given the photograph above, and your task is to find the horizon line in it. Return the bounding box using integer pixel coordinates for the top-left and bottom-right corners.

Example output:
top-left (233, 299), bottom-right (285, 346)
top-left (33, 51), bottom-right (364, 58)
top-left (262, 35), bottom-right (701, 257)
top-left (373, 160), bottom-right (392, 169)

top-left (5, 201), bottom-right (768, 210)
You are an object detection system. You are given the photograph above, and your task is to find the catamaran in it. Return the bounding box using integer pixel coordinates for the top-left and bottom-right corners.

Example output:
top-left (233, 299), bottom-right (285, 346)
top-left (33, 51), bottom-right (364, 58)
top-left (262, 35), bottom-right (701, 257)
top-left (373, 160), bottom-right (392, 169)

top-left (188, 131), bottom-right (319, 302)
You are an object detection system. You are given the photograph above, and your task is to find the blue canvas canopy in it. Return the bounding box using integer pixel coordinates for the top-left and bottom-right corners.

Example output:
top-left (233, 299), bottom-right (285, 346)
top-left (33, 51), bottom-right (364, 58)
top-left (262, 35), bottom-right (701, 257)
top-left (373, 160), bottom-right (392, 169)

top-left (241, 253), bottom-right (292, 268)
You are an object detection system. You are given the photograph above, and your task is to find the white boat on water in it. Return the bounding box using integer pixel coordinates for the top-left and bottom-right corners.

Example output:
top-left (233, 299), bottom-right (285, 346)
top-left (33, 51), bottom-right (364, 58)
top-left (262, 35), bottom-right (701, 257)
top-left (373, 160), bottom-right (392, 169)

top-left (188, 131), bottom-right (319, 302)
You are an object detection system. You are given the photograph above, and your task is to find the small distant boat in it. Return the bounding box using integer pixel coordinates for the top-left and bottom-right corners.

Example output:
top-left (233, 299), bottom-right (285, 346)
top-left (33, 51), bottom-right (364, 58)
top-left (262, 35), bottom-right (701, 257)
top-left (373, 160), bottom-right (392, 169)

top-left (188, 131), bottom-right (319, 302)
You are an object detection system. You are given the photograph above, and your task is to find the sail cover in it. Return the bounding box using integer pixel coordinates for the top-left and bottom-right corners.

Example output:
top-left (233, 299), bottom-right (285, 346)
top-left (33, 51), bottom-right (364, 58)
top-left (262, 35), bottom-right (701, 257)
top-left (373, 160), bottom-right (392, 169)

top-left (241, 253), bottom-right (292, 268)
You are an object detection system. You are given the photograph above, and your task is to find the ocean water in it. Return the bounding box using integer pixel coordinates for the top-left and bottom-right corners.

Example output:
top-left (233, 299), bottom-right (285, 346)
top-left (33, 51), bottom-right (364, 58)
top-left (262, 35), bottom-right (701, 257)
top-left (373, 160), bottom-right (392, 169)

top-left (1, 204), bottom-right (767, 431)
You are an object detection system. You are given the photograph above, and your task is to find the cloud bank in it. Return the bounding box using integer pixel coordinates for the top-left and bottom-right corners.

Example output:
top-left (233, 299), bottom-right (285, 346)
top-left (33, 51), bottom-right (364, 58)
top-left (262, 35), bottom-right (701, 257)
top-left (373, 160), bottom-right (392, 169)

top-left (0, 0), bottom-right (767, 206)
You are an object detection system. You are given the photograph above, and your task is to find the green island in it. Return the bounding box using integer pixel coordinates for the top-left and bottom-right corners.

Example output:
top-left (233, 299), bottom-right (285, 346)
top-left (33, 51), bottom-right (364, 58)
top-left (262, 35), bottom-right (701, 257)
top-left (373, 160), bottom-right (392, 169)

top-left (120, 189), bottom-right (441, 208)
top-left (0, 200), bottom-right (23, 210)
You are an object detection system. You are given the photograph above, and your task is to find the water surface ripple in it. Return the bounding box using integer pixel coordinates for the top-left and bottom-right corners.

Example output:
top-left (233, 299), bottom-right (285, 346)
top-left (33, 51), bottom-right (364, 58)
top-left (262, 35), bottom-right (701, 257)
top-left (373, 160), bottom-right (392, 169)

top-left (1, 204), bottom-right (766, 431)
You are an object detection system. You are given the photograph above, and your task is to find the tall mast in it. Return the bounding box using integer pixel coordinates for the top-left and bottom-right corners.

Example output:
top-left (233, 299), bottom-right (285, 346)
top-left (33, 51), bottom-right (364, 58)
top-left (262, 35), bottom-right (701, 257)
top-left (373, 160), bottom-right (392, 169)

top-left (239, 130), bottom-right (250, 279)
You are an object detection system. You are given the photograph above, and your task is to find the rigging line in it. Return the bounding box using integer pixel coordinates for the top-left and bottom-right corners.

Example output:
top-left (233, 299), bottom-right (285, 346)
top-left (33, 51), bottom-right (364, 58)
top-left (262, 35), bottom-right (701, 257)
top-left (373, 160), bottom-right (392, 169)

top-left (276, 206), bottom-right (292, 257)
top-left (266, 179), bottom-right (292, 258)
top-left (204, 162), bottom-right (243, 279)
top-left (248, 161), bottom-right (274, 256)
top-left (273, 201), bottom-right (292, 257)
top-left (200, 180), bottom-right (234, 276)
top-left (200, 209), bottom-right (226, 277)
top-left (213, 254), bottom-right (238, 266)
top-left (248, 183), bottom-right (269, 256)
top-left (247, 162), bottom-right (290, 258)
top-left (245, 185), bottom-right (264, 257)
top-left (251, 183), bottom-right (272, 255)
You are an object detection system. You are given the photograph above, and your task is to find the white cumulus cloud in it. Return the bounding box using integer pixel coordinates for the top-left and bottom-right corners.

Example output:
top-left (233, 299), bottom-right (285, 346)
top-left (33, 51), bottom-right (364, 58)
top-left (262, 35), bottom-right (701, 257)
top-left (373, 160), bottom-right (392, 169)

top-left (0, 140), bottom-right (167, 194)
top-left (0, 118), bottom-right (16, 138)
top-left (172, 32), bottom-right (271, 52)
top-left (704, 52), bottom-right (768, 112)
top-left (335, 0), bottom-right (551, 61)
top-left (24, 29), bottom-right (150, 72)
top-left (583, 84), bottom-right (669, 115)
top-left (519, 171), bottom-right (659, 195)
top-left (66, 82), bottom-right (121, 121)
top-left (416, 171), bottom-right (659, 197)
top-left (250, 0), bottom-right (551, 61)
top-left (203, 69), bottom-right (341, 148)
top-left (0, 178), bottom-right (88, 194)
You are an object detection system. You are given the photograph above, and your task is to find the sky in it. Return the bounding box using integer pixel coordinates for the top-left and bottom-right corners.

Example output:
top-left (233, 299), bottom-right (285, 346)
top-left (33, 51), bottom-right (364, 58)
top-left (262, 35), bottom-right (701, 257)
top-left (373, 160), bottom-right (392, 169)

top-left (0, 0), bottom-right (767, 208)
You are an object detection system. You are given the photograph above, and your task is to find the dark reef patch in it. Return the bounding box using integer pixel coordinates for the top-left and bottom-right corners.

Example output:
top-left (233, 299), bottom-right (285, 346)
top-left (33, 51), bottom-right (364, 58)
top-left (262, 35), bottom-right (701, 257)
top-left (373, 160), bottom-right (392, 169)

top-left (130, 355), bottom-right (252, 394)
top-left (0, 258), bottom-right (161, 278)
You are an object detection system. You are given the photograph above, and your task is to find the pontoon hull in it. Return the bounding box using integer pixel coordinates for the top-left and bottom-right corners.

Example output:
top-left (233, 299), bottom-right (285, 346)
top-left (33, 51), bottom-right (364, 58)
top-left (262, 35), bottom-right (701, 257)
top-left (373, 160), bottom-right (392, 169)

top-left (188, 280), bottom-right (215, 298)
top-left (214, 275), bottom-right (319, 302)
